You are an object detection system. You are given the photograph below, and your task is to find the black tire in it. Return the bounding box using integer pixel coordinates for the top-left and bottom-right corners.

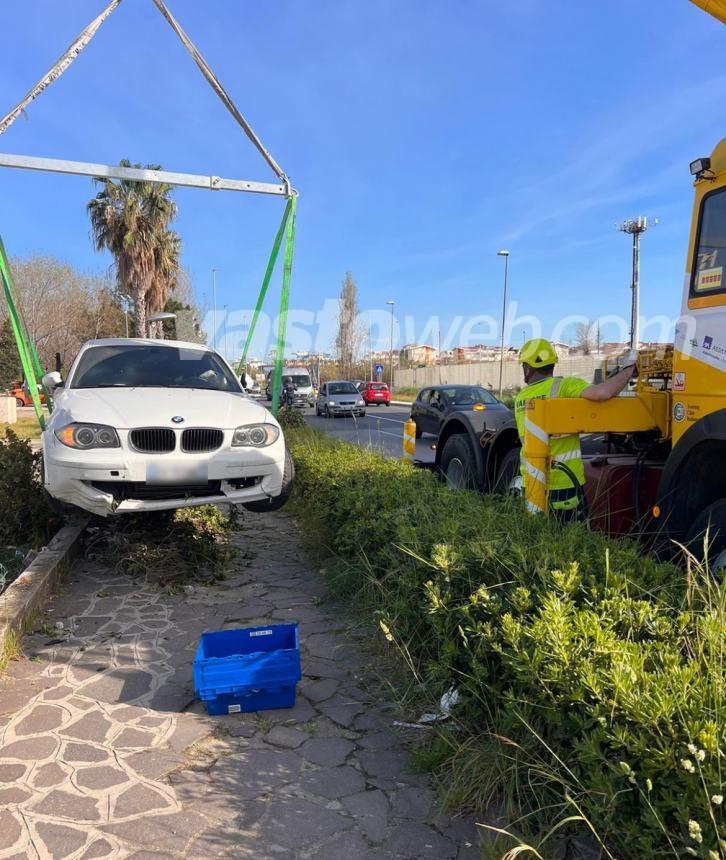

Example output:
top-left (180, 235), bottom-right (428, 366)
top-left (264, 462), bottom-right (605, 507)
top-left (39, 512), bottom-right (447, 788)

top-left (360, 411), bottom-right (366, 418)
top-left (684, 499), bottom-right (726, 571)
top-left (385, 402), bottom-right (390, 407)
top-left (493, 447), bottom-right (521, 494)
top-left (243, 448), bottom-right (295, 513)
top-left (315, 404), bottom-right (321, 416)
top-left (440, 434), bottom-right (478, 491)
top-left (16, 397), bottom-right (25, 408)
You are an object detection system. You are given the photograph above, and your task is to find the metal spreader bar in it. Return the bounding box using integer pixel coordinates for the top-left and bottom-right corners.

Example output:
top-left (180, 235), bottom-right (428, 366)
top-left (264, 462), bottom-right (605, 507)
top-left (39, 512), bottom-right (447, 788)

top-left (0, 153), bottom-right (287, 196)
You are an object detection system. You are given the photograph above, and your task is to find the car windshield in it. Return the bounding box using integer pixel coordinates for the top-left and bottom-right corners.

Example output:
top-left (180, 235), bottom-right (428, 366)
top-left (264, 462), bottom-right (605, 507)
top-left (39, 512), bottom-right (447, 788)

top-left (328, 382), bottom-right (359, 395)
top-left (441, 386), bottom-right (498, 405)
top-left (287, 375), bottom-right (310, 386)
top-left (692, 186), bottom-right (726, 296)
top-left (71, 345), bottom-right (240, 392)
top-left (369, 383), bottom-right (388, 390)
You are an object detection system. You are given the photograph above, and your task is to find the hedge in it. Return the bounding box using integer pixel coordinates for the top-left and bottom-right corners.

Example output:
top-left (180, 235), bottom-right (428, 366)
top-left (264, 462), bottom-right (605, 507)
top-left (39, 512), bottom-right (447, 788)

top-left (288, 428), bottom-right (725, 859)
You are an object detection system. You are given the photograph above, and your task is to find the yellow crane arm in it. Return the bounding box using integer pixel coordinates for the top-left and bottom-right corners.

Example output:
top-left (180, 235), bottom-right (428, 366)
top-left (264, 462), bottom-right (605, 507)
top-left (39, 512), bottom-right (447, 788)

top-left (690, 0), bottom-right (726, 23)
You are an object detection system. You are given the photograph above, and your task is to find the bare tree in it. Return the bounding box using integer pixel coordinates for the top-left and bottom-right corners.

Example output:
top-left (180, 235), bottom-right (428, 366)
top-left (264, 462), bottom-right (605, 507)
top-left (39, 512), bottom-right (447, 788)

top-left (1, 254), bottom-right (125, 372)
top-left (574, 319), bottom-right (598, 355)
top-left (334, 272), bottom-right (365, 380)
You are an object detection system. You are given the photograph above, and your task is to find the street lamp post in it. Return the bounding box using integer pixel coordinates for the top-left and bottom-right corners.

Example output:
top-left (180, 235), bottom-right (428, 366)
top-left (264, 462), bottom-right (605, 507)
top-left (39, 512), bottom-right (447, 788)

top-left (223, 304), bottom-right (229, 360)
top-left (387, 300), bottom-right (395, 389)
top-left (212, 267), bottom-right (219, 351)
top-left (497, 250), bottom-right (510, 398)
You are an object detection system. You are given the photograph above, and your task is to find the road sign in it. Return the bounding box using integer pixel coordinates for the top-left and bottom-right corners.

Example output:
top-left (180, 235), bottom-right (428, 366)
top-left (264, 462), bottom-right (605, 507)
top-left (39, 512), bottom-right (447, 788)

top-left (375, 363), bottom-right (384, 375)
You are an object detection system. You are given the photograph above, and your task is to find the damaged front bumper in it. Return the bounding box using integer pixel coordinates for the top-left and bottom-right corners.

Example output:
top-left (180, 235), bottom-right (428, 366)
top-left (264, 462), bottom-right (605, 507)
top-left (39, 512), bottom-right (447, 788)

top-left (43, 434), bottom-right (286, 517)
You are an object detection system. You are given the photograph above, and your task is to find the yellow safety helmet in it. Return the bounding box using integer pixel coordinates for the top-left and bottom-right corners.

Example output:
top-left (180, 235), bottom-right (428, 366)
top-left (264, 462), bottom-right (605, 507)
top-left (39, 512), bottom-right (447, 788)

top-left (519, 338), bottom-right (558, 369)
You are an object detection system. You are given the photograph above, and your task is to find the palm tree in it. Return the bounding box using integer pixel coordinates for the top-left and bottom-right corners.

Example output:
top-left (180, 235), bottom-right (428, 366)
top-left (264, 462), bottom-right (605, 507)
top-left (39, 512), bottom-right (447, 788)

top-left (87, 160), bottom-right (178, 337)
top-left (146, 228), bottom-right (181, 338)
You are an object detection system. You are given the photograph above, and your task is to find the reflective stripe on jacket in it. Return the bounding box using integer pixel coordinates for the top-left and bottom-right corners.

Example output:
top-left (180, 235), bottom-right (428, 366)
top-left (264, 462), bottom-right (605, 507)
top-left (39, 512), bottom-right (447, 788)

top-left (514, 376), bottom-right (587, 495)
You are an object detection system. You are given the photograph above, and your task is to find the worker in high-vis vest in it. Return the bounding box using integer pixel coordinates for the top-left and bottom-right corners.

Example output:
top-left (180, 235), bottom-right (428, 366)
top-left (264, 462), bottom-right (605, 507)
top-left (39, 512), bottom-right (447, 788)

top-left (514, 339), bottom-right (636, 521)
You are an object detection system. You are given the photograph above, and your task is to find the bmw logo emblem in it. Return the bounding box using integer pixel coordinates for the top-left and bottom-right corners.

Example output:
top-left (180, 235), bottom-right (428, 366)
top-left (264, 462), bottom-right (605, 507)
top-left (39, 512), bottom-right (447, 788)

top-left (171, 416), bottom-right (184, 424)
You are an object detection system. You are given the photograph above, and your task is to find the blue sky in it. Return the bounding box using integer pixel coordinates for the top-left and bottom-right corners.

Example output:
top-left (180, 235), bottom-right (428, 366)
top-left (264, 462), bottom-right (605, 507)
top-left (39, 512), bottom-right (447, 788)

top-left (0, 1), bottom-right (724, 359)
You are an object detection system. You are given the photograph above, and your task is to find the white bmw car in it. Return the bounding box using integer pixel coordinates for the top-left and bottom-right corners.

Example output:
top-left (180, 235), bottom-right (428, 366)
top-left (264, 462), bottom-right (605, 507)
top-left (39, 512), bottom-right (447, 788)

top-left (42, 338), bottom-right (293, 517)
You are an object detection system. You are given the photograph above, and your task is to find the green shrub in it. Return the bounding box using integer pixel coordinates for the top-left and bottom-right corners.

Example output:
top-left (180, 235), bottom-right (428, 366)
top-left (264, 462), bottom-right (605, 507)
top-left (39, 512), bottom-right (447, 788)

top-left (0, 429), bottom-right (55, 550)
top-left (287, 427), bottom-right (725, 859)
top-left (277, 405), bottom-right (306, 430)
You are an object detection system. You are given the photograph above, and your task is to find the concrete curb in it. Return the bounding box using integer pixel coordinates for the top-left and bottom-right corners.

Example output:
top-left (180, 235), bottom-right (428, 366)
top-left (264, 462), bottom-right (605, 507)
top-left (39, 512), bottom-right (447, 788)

top-left (390, 400), bottom-right (413, 407)
top-left (0, 517), bottom-right (88, 662)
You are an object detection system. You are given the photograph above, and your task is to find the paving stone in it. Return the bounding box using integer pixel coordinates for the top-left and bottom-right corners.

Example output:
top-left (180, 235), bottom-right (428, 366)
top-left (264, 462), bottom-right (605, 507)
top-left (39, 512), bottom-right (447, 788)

top-left (59, 711), bottom-right (113, 742)
top-left (391, 785), bottom-right (436, 819)
top-left (76, 765), bottom-right (130, 790)
top-left (303, 658), bottom-right (349, 680)
top-left (254, 795), bottom-right (353, 848)
top-left (112, 727), bottom-right (156, 749)
top-left (319, 701), bottom-right (365, 728)
top-left (80, 837), bottom-right (118, 859)
top-left (386, 822), bottom-right (457, 858)
top-left (209, 748), bottom-right (302, 800)
top-left (357, 749), bottom-right (412, 781)
top-left (302, 737), bottom-right (355, 767)
top-left (0, 809), bottom-right (21, 851)
top-left (13, 703), bottom-right (65, 735)
top-left (297, 765), bottom-right (366, 799)
top-left (356, 731), bottom-right (399, 751)
top-left (263, 697), bottom-right (317, 724)
top-left (0, 762), bottom-right (26, 782)
top-left (42, 685), bottom-right (75, 701)
top-left (123, 749), bottom-right (184, 779)
top-left (315, 830), bottom-right (373, 860)
top-left (62, 742), bottom-right (109, 763)
top-left (80, 667), bottom-right (154, 704)
top-left (101, 810), bottom-right (208, 852)
top-left (264, 725), bottom-right (308, 749)
top-left (35, 821), bottom-right (89, 859)
top-left (113, 783), bottom-right (173, 817)
top-left (0, 785), bottom-right (32, 804)
top-left (226, 719), bottom-right (256, 738)
top-left (301, 677), bottom-right (339, 703)
top-left (0, 735), bottom-right (58, 760)
top-left (167, 716), bottom-right (211, 753)
top-left (343, 789), bottom-right (389, 841)
top-left (31, 788), bottom-right (101, 822)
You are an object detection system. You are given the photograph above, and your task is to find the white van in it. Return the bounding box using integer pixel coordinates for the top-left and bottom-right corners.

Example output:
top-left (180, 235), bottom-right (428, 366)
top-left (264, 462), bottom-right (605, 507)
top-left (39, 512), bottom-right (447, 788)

top-left (266, 366), bottom-right (313, 407)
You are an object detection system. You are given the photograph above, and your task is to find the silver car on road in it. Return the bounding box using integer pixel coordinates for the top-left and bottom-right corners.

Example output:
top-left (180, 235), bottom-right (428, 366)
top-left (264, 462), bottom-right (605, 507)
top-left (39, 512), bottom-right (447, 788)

top-left (315, 381), bottom-right (366, 418)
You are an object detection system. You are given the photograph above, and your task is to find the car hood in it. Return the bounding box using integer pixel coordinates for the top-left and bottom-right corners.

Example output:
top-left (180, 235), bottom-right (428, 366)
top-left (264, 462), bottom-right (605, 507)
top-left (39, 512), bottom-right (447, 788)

top-left (51, 387), bottom-right (271, 429)
top-left (326, 392), bottom-right (361, 401)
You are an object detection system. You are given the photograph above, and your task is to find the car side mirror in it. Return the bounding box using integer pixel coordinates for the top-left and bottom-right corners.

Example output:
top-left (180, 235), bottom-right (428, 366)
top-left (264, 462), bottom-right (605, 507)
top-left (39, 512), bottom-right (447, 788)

top-left (43, 371), bottom-right (63, 390)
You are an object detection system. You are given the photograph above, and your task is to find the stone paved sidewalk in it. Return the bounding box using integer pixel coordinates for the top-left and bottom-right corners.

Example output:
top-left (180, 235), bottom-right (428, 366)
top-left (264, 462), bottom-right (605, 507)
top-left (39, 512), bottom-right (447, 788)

top-left (0, 512), bottom-right (482, 859)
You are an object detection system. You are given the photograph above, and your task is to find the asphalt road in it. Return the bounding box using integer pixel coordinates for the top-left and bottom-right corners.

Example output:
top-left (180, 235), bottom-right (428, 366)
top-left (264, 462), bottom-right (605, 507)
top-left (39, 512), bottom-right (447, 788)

top-left (303, 403), bottom-right (437, 463)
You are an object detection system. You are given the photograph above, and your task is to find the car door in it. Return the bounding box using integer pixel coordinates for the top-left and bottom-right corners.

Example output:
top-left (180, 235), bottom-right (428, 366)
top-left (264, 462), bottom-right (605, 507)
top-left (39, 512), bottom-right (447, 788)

top-left (411, 388), bottom-right (429, 429)
top-left (433, 390), bottom-right (451, 433)
top-left (317, 384), bottom-right (326, 410)
top-left (427, 389), bottom-right (445, 434)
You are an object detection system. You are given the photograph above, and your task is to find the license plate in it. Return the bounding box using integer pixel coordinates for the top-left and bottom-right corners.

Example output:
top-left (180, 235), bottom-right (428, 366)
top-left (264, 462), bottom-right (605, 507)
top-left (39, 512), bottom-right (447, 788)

top-left (146, 462), bottom-right (208, 485)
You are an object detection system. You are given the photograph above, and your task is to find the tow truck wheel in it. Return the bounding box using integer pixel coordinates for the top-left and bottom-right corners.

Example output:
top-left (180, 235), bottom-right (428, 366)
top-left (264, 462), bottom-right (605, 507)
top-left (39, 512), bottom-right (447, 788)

top-left (685, 499), bottom-right (726, 573)
top-left (440, 434), bottom-right (477, 491)
top-left (493, 447), bottom-right (520, 495)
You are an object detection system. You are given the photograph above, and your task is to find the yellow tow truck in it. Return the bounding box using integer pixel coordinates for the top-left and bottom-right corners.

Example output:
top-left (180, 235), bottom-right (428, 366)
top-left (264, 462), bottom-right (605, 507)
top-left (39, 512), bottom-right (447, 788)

top-left (436, 2), bottom-right (726, 562)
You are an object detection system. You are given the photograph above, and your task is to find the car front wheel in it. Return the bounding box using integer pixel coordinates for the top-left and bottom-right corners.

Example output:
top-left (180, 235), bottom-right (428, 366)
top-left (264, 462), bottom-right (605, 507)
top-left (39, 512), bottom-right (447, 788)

top-left (16, 398), bottom-right (25, 408)
top-left (440, 434), bottom-right (478, 491)
top-left (243, 449), bottom-right (295, 513)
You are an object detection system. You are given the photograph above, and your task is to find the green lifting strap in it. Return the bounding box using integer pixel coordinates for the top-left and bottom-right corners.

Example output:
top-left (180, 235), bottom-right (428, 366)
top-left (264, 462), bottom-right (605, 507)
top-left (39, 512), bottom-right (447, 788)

top-left (269, 195), bottom-right (297, 417)
top-left (236, 197), bottom-right (292, 375)
top-left (0, 236), bottom-right (50, 428)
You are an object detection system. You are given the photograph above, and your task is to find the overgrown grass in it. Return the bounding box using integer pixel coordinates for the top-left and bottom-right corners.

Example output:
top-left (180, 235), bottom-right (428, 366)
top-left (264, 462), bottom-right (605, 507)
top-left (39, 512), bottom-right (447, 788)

top-left (0, 417), bottom-right (42, 440)
top-left (287, 426), bottom-right (725, 859)
top-left (83, 505), bottom-right (237, 588)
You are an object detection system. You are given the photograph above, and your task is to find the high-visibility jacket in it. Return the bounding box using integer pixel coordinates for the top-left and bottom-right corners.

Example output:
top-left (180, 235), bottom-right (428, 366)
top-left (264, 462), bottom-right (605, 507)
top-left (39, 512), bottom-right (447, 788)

top-left (514, 376), bottom-right (589, 508)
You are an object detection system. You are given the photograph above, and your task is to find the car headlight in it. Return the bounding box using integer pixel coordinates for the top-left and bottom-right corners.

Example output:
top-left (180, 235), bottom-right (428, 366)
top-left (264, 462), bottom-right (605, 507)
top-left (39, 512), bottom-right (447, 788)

top-left (55, 423), bottom-right (120, 449)
top-left (327, 400), bottom-right (335, 406)
top-left (357, 399), bottom-right (365, 406)
top-left (232, 423), bottom-right (280, 447)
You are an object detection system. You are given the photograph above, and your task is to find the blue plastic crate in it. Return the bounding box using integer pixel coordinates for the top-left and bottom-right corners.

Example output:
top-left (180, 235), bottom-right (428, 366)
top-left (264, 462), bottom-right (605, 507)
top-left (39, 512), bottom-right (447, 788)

top-left (193, 623), bottom-right (301, 716)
